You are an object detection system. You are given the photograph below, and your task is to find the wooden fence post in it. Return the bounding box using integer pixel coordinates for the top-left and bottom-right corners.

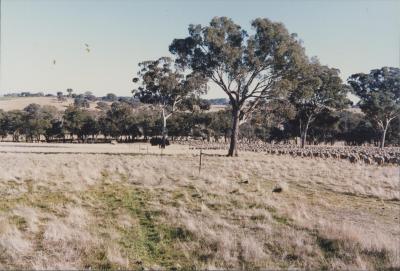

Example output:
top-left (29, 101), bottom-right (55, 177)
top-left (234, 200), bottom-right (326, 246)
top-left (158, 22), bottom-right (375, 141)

top-left (199, 150), bottom-right (203, 174)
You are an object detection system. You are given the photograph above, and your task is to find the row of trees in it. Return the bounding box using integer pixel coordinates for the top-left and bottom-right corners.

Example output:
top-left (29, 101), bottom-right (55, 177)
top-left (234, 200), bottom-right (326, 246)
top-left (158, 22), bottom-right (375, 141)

top-left (132, 17), bottom-right (399, 156)
top-left (0, 100), bottom-right (398, 146)
top-left (55, 90), bottom-right (132, 105)
top-left (0, 101), bottom-right (212, 143)
top-left (0, 103), bottom-right (151, 142)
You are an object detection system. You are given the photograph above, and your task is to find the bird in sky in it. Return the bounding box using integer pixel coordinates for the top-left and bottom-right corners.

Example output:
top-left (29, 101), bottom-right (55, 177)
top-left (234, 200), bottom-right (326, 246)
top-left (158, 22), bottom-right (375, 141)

top-left (84, 43), bottom-right (90, 53)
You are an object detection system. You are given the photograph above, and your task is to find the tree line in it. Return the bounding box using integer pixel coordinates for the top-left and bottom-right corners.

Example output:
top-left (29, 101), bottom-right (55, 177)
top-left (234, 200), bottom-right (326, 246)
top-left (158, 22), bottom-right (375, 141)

top-left (0, 98), bottom-right (398, 147)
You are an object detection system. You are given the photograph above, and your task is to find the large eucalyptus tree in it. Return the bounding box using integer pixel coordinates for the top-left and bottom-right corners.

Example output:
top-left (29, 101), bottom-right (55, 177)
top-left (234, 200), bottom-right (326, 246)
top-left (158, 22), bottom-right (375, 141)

top-left (348, 67), bottom-right (400, 148)
top-left (289, 60), bottom-right (351, 148)
top-left (133, 57), bottom-right (207, 148)
top-left (169, 17), bottom-right (307, 156)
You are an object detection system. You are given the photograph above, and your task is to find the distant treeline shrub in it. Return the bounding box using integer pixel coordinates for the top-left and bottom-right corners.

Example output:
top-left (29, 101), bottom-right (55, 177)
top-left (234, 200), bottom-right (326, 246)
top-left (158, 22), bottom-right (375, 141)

top-left (0, 101), bottom-right (398, 146)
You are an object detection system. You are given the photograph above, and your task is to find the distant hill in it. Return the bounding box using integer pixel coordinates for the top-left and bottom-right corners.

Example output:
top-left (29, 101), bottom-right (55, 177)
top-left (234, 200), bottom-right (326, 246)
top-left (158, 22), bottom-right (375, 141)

top-left (207, 98), bottom-right (229, 105)
top-left (0, 96), bottom-right (227, 113)
top-left (0, 97), bottom-right (102, 111)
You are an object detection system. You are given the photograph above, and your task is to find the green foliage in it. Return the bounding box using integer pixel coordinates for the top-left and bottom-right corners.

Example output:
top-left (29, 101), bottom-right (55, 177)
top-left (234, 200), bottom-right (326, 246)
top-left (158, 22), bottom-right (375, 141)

top-left (348, 67), bottom-right (400, 121)
top-left (133, 57), bottom-right (208, 147)
top-left (3, 104), bottom-right (59, 142)
top-left (307, 110), bottom-right (340, 144)
top-left (63, 106), bottom-right (88, 138)
top-left (74, 95), bottom-right (90, 108)
top-left (3, 110), bottom-right (24, 141)
top-left (9, 215), bottom-right (28, 231)
top-left (98, 102), bottom-right (144, 140)
top-left (167, 113), bottom-right (194, 138)
top-left (66, 88), bottom-right (73, 97)
top-left (209, 109), bottom-right (232, 140)
top-left (0, 109), bottom-right (7, 138)
top-left (0, 99), bottom-right (398, 146)
top-left (169, 16), bottom-right (308, 155)
top-left (79, 113), bottom-right (99, 141)
top-left (133, 57), bottom-right (207, 116)
top-left (335, 111), bottom-right (377, 145)
top-left (104, 93), bottom-right (118, 102)
top-left (348, 67), bottom-right (400, 147)
top-left (386, 117), bottom-right (400, 145)
top-left (287, 60), bottom-right (351, 147)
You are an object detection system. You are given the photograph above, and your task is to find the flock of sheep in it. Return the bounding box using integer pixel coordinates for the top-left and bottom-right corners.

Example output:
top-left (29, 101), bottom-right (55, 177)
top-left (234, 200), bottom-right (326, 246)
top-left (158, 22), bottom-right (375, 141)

top-left (177, 140), bottom-right (400, 165)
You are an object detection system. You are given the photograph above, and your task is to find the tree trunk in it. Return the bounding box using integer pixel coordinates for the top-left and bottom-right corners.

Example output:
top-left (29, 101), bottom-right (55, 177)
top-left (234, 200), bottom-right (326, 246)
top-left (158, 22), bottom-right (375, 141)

top-left (300, 130), bottom-right (307, 148)
top-left (161, 108), bottom-right (167, 149)
top-left (300, 118), bottom-right (311, 148)
top-left (228, 108), bottom-right (240, 157)
top-left (380, 121), bottom-right (390, 148)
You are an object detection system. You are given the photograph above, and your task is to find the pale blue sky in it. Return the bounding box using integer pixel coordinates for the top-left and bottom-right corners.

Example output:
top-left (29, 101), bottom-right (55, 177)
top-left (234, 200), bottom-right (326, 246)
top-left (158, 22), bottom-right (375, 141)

top-left (0, 0), bottom-right (399, 98)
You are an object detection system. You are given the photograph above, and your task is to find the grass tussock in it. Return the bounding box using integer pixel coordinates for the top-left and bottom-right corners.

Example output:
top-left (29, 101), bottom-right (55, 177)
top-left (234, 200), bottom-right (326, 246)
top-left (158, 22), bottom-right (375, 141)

top-left (0, 152), bottom-right (398, 269)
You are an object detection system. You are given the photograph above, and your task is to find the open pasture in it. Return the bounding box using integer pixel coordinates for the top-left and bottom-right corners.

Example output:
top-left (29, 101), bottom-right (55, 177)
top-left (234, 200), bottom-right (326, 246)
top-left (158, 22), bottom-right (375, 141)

top-left (0, 97), bottom-right (76, 111)
top-left (0, 143), bottom-right (398, 269)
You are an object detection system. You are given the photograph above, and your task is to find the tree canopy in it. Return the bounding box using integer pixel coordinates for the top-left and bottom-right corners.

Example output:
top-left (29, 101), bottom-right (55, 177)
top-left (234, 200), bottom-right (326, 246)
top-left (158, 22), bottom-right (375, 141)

top-left (133, 56), bottom-right (207, 147)
top-left (348, 67), bottom-right (400, 148)
top-left (288, 60), bottom-right (351, 147)
top-left (169, 17), bottom-right (307, 156)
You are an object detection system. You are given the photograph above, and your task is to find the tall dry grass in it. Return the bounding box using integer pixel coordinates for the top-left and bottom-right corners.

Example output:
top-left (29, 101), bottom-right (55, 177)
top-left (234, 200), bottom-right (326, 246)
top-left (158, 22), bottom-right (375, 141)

top-left (0, 151), bottom-right (398, 269)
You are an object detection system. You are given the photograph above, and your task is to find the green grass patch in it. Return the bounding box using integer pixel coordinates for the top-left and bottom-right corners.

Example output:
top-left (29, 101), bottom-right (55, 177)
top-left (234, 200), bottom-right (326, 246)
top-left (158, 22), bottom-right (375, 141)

top-left (0, 182), bottom-right (73, 215)
top-left (9, 215), bottom-right (28, 231)
top-left (83, 183), bottom-right (194, 270)
top-left (271, 214), bottom-right (292, 225)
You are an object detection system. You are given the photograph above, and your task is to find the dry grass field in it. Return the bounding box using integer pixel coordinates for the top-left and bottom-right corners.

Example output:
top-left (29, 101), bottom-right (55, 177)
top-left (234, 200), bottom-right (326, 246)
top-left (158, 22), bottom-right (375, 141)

top-left (0, 96), bottom-right (226, 112)
top-left (0, 143), bottom-right (399, 269)
top-left (0, 97), bottom-right (99, 111)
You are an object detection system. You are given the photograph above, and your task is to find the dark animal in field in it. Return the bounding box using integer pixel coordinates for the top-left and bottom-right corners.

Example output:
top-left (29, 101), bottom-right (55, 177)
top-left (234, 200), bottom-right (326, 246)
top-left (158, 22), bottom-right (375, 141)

top-left (150, 137), bottom-right (170, 148)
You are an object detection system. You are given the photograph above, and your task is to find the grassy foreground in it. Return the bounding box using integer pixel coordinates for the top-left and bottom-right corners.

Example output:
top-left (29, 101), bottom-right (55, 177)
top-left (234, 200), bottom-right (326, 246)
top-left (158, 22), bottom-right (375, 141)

top-left (0, 152), bottom-right (399, 269)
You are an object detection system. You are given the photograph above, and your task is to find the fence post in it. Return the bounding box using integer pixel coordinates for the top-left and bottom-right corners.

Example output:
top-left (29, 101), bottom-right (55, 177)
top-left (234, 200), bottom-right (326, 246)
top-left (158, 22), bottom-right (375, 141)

top-left (199, 150), bottom-right (203, 174)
